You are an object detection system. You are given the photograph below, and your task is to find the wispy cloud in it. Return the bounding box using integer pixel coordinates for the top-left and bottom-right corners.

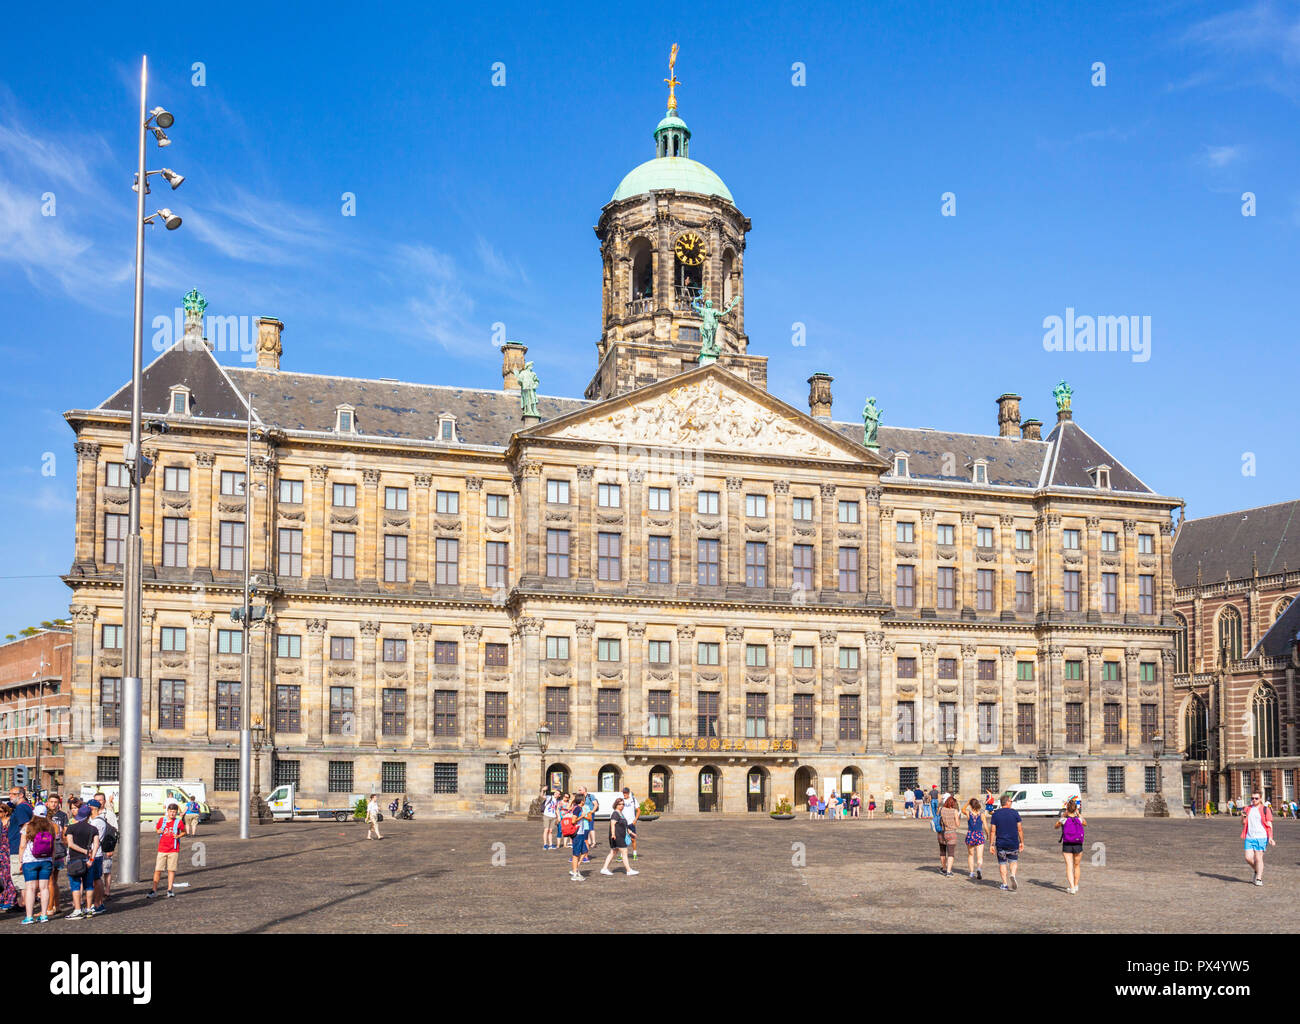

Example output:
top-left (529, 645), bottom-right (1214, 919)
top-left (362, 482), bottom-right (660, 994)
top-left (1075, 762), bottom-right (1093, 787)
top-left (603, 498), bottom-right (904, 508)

top-left (1178, 1), bottom-right (1300, 102)
top-left (1201, 143), bottom-right (1246, 167)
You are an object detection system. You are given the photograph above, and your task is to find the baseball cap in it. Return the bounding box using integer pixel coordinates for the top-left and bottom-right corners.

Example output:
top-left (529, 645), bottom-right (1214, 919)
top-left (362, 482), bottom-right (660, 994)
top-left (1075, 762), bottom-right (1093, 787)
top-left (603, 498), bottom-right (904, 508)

top-left (86, 799), bottom-right (101, 809)
top-left (76, 805), bottom-right (92, 820)
top-left (33, 804), bottom-right (48, 817)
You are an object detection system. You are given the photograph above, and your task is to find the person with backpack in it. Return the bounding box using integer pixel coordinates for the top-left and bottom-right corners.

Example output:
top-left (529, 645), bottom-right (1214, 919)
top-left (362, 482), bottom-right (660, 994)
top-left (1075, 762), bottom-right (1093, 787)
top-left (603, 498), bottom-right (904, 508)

top-left (564, 794), bottom-right (592, 881)
top-left (620, 786), bottom-right (640, 861)
top-left (542, 790), bottom-right (559, 850)
top-left (599, 797), bottom-right (639, 877)
top-left (63, 804), bottom-right (99, 920)
top-left (1241, 791), bottom-right (1275, 886)
top-left (19, 805), bottom-right (56, 924)
top-left (1054, 798), bottom-right (1087, 894)
top-left (93, 791), bottom-right (119, 901)
top-left (183, 796), bottom-right (202, 837)
top-left (933, 793), bottom-right (953, 873)
top-left (148, 800), bottom-right (186, 899)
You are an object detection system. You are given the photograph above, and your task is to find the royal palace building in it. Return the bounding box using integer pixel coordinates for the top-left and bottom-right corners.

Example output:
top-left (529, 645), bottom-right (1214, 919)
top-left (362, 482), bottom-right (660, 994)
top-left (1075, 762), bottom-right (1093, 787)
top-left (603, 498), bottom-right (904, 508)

top-left (61, 72), bottom-right (1186, 816)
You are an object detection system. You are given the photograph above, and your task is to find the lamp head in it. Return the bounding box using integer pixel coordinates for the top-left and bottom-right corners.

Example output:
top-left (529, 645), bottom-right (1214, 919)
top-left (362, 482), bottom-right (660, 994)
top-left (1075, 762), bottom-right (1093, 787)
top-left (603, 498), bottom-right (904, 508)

top-left (150, 107), bottom-right (175, 129)
top-left (151, 127), bottom-right (171, 148)
top-left (160, 168), bottom-right (185, 190)
top-left (156, 208), bottom-right (182, 230)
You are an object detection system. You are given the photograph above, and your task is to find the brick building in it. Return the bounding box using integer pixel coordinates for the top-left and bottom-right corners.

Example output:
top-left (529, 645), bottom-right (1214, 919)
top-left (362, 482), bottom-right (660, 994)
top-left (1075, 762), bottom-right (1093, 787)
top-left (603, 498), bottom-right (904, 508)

top-left (0, 628), bottom-right (73, 795)
top-left (1171, 500), bottom-right (1300, 809)
top-left (59, 72), bottom-right (1183, 815)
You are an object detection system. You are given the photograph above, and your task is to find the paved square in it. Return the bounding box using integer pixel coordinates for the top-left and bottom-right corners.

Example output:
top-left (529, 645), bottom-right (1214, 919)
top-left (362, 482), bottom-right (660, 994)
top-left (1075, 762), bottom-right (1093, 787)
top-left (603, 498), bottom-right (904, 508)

top-left (4, 815), bottom-right (1295, 933)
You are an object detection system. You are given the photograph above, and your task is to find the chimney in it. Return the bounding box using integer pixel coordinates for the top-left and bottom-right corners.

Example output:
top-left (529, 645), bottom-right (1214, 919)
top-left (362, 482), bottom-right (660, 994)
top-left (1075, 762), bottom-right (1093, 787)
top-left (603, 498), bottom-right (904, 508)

top-left (807, 372), bottom-right (833, 422)
top-left (255, 317), bottom-right (283, 371)
top-left (996, 393), bottom-right (1021, 438)
top-left (502, 341), bottom-right (528, 390)
top-left (1020, 418), bottom-right (1042, 441)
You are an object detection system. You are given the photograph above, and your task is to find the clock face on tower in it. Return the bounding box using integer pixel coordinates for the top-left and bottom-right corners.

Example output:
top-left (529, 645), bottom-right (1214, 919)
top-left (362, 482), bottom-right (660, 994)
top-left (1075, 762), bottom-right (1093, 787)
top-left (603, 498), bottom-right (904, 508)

top-left (674, 231), bottom-right (706, 266)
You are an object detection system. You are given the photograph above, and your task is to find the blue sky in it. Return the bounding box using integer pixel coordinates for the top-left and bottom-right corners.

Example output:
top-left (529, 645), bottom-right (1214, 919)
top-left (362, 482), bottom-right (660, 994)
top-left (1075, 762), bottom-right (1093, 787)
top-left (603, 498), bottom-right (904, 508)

top-left (0, 1), bottom-right (1296, 633)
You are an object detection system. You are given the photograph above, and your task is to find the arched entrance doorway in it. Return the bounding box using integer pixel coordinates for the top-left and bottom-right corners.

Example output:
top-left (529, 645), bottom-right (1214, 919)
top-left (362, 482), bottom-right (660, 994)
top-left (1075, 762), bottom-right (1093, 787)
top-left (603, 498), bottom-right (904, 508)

top-left (546, 763), bottom-right (570, 795)
top-left (794, 765), bottom-right (818, 811)
top-left (648, 765), bottom-right (671, 812)
top-left (746, 765), bottom-right (771, 812)
top-left (841, 766), bottom-right (864, 806)
top-left (598, 764), bottom-right (621, 793)
top-left (698, 765), bottom-right (721, 812)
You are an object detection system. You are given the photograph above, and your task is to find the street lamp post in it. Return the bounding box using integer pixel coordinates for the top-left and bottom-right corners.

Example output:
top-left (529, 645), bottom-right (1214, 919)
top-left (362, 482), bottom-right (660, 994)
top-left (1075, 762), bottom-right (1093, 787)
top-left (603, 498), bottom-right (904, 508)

top-left (944, 728), bottom-right (957, 792)
top-left (120, 55), bottom-right (186, 886)
top-left (537, 724), bottom-right (550, 797)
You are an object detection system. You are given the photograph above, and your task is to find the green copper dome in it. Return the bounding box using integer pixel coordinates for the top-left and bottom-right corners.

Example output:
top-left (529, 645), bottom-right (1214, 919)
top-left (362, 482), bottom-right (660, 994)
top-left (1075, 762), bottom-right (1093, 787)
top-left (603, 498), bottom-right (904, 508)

top-left (612, 156), bottom-right (734, 204)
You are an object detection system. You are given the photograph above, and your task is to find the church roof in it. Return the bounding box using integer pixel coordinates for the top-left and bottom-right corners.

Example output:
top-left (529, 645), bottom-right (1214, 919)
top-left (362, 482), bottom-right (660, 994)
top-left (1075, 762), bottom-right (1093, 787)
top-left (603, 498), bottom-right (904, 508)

top-left (612, 156), bottom-right (733, 204)
top-left (1173, 500), bottom-right (1300, 586)
top-left (1247, 595), bottom-right (1300, 659)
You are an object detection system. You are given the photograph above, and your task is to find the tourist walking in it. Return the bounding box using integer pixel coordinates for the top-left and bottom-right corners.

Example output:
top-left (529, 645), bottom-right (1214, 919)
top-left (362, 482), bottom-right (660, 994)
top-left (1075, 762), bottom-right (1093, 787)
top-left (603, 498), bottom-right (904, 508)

top-left (914, 787), bottom-right (925, 818)
top-left (883, 788), bottom-right (894, 817)
top-left (565, 793), bottom-right (592, 881)
top-left (147, 800), bottom-right (185, 899)
top-left (19, 805), bottom-right (56, 924)
top-left (808, 792), bottom-right (819, 821)
top-left (183, 795), bottom-right (201, 837)
top-left (988, 794), bottom-right (1024, 892)
top-left (0, 802), bottom-right (19, 912)
top-left (984, 789), bottom-right (996, 815)
top-left (621, 786), bottom-right (640, 860)
top-left (542, 790), bottom-right (559, 850)
top-left (867, 794), bottom-right (876, 819)
top-left (93, 791), bottom-right (118, 901)
top-left (961, 797), bottom-right (986, 879)
top-left (1241, 791), bottom-right (1274, 886)
top-left (366, 793), bottom-right (383, 840)
top-left (63, 804), bottom-right (99, 920)
top-left (1055, 797), bottom-right (1087, 894)
top-left (580, 788), bottom-right (597, 860)
top-left (938, 795), bottom-right (960, 876)
top-left (599, 797), bottom-right (639, 876)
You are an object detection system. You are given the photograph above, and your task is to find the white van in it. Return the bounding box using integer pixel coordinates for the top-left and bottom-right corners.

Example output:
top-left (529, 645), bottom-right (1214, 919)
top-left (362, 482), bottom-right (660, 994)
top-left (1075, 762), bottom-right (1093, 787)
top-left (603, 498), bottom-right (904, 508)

top-left (80, 781), bottom-right (198, 821)
top-left (1001, 783), bottom-right (1081, 816)
top-left (589, 791), bottom-right (628, 821)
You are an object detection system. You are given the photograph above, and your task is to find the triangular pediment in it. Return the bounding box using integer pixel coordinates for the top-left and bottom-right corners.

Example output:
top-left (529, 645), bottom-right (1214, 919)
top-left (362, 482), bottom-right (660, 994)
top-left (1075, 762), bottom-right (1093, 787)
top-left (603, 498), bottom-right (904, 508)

top-left (522, 364), bottom-right (887, 466)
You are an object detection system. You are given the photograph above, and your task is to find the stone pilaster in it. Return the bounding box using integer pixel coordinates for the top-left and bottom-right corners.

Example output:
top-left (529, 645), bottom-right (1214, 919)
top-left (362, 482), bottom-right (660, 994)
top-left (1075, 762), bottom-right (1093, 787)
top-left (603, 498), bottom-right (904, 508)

top-left (1046, 644), bottom-right (1064, 754)
top-left (998, 515), bottom-right (1015, 620)
top-left (576, 467), bottom-right (594, 580)
top-left (773, 481), bottom-right (790, 591)
top-left (1087, 646), bottom-right (1104, 752)
top-left (1122, 520), bottom-right (1138, 622)
top-left (725, 625), bottom-right (745, 737)
top-left (462, 623), bottom-right (482, 749)
top-left (865, 487), bottom-right (883, 603)
top-left (68, 605), bottom-right (97, 749)
top-left (725, 477), bottom-right (744, 591)
top-left (412, 474), bottom-right (432, 587)
top-left (773, 628), bottom-right (792, 737)
top-left (519, 461), bottom-right (542, 580)
top-left (920, 640), bottom-right (937, 750)
top-left (140, 610), bottom-right (156, 741)
top-left (865, 631), bottom-right (884, 751)
top-left (465, 476), bottom-right (483, 590)
top-left (411, 622), bottom-right (431, 746)
top-left (626, 621), bottom-right (646, 737)
top-left (1086, 516), bottom-right (1101, 621)
top-left (359, 620), bottom-right (380, 747)
top-left (190, 610), bottom-right (213, 740)
top-left (1159, 521), bottom-right (1176, 624)
top-left (819, 629), bottom-right (837, 750)
top-left (305, 618), bottom-right (327, 746)
top-left (1124, 645), bottom-right (1140, 754)
top-left (361, 469), bottom-right (380, 586)
top-left (999, 645), bottom-right (1016, 754)
top-left (819, 484), bottom-right (837, 595)
top-left (676, 473), bottom-right (694, 588)
top-left (309, 465), bottom-right (328, 583)
top-left (627, 470), bottom-right (645, 588)
top-left (959, 512), bottom-right (975, 614)
top-left (960, 642), bottom-right (977, 749)
top-left (195, 452), bottom-right (217, 574)
top-left (73, 442), bottom-right (100, 567)
top-left (675, 623), bottom-right (695, 736)
top-left (572, 619), bottom-right (593, 745)
top-left (920, 509), bottom-right (936, 616)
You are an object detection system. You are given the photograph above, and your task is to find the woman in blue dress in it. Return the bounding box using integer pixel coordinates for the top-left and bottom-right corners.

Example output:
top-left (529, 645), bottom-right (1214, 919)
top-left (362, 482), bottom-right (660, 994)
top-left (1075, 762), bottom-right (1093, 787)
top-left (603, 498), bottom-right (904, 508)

top-left (961, 797), bottom-right (987, 880)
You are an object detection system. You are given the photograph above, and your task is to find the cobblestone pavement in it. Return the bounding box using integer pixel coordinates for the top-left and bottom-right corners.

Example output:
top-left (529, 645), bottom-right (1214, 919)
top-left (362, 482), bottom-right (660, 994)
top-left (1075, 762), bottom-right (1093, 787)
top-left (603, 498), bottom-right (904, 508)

top-left (3, 815), bottom-right (1295, 933)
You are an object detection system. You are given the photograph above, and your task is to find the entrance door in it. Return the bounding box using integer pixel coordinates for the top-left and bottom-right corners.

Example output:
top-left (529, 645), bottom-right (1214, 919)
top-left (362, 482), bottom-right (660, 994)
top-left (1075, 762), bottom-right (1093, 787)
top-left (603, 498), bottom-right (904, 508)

top-left (794, 766), bottom-right (817, 810)
top-left (546, 764), bottom-right (570, 795)
top-left (746, 769), bottom-right (769, 812)
top-left (698, 767), bottom-right (719, 812)
top-left (649, 767), bottom-right (669, 812)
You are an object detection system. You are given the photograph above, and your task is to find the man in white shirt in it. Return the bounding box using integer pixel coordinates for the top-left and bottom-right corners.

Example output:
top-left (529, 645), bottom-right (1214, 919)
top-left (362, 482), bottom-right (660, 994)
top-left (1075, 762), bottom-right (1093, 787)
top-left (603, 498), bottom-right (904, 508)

top-left (620, 786), bottom-right (639, 860)
top-left (366, 793), bottom-right (382, 840)
top-left (542, 790), bottom-right (559, 850)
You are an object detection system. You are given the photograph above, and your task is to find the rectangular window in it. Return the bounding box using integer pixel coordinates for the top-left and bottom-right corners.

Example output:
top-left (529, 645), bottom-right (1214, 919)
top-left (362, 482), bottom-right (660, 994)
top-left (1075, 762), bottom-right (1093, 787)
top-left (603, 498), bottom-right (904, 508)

top-left (101, 624), bottom-right (123, 650)
top-left (792, 497), bottom-right (814, 521)
top-left (647, 690), bottom-right (671, 737)
top-left (546, 479), bottom-right (570, 505)
top-left (897, 657), bottom-right (917, 678)
top-left (545, 688), bottom-right (571, 736)
top-left (278, 528), bottom-right (303, 578)
top-left (937, 566), bottom-right (955, 609)
top-left (648, 640), bottom-right (671, 665)
top-left (433, 690), bottom-right (458, 737)
top-left (838, 547), bottom-right (860, 593)
top-left (384, 534), bottom-right (408, 583)
top-left (160, 626), bottom-right (187, 652)
top-left (981, 766), bottom-right (1000, 793)
top-left (1103, 703), bottom-right (1121, 744)
top-left (976, 569), bottom-right (995, 611)
top-left (697, 691), bottom-right (720, 738)
top-left (486, 541), bottom-right (509, 589)
top-left (426, 640), bottom-right (455, 665)
top-left (435, 489), bottom-right (459, 514)
top-left (484, 692), bottom-right (508, 739)
top-left (597, 689), bottom-right (622, 737)
top-left (546, 530), bottom-right (570, 578)
top-left (1015, 571), bottom-right (1033, 612)
top-left (435, 537), bottom-right (460, 585)
top-left (597, 483), bottom-right (621, 508)
top-left (103, 517), bottom-right (127, 563)
top-left (978, 703), bottom-right (997, 744)
top-left (1064, 659), bottom-right (1082, 680)
top-left (156, 756), bottom-right (184, 778)
top-left (896, 521), bottom-right (914, 543)
top-left (936, 523), bottom-right (954, 545)
top-left (839, 647), bottom-right (860, 670)
top-left (745, 494), bottom-right (767, 518)
top-left (216, 681), bottom-right (241, 731)
top-left (793, 693), bottom-right (815, 739)
top-left (278, 478), bottom-right (303, 504)
top-left (1063, 528), bottom-right (1080, 550)
top-left (485, 643), bottom-right (508, 667)
top-left (838, 501), bottom-right (860, 524)
top-left (1102, 661), bottom-right (1119, 681)
top-left (895, 564), bottom-right (915, 607)
top-left (1065, 702), bottom-right (1083, 744)
top-left (1101, 531), bottom-right (1118, 552)
top-left (697, 490), bottom-right (719, 515)
top-left (100, 678), bottom-right (121, 728)
top-left (331, 531), bottom-right (355, 580)
top-left (1107, 766), bottom-right (1125, 794)
top-left (1020, 766), bottom-right (1039, 784)
top-left (937, 657), bottom-right (956, 679)
top-left (938, 701), bottom-right (957, 743)
top-left (219, 521), bottom-right (245, 571)
top-left (332, 483), bottom-right (356, 507)
top-left (648, 487), bottom-right (671, 512)
top-left (597, 638), bottom-right (621, 662)
top-left (745, 541), bottom-right (768, 587)
top-left (105, 462), bottom-right (128, 488)
top-left (277, 634), bottom-right (301, 658)
top-left (697, 641), bottom-right (720, 665)
top-left (162, 517), bottom-right (189, 567)
top-left (379, 762), bottom-right (406, 794)
top-left (899, 767), bottom-right (920, 792)
top-left (744, 692), bottom-right (768, 738)
top-left (977, 659), bottom-right (995, 681)
top-left (1139, 575), bottom-right (1154, 614)
top-left (792, 544), bottom-right (814, 592)
top-left (158, 679), bottom-right (186, 730)
top-left (215, 759), bottom-right (241, 792)
top-left (384, 638), bottom-right (408, 663)
top-left (435, 763), bottom-right (460, 794)
top-left (895, 701), bottom-right (916, 743)
top-left (977, 526), bottom-right (994, 548)
top-left (382, 688), bottom-right (407, 735)
top-left (221, 471), bottom-right (246, 497)
top-left (329, 687), bottom-right (355, 735)
top-left (484, 763), bottom-right (509, 796)
top-left (1140, 661), bottom-right (1155, 683)
top-left (385, 487), bottom-right (409, 511)
top-left (1014, 661), bottom-right (1032, 681)
top-left (793, 645), bottom-right (814, 669)
top-left (597, 532), bottom-right (622, 581)
top-left (941, 766), bottom-right (959, 794)
top-left (1015, 529), bottom-right (1032, 550)
top-left (647, 535), bottom-right (671, 583)
top-left (1138, 533), bottom-right (1155, 555)
top-left (1068, 766), bottom-right (1088, 792)
top-left (545, 636), bottom-right (570, 661)
top-left (217, 629), bottom-right (243, 655)
top-left (275, 684), bottom-right (301, 733)
top-left (1141, 703), bottom-right (1158, 744)
top-left (1063, 570), bottom-right (1081, 612)
top-left (697, 538), bottom-right (720, 586)
top-left (330, 636), bottom-right (354, 661)
top-left (1101, 573), bottom-right (1118, 613)
top-left (839, 695), bottom-right (860, 741)
top-left (486, 494), bottom-right (509, 518)
top-left (1016, 703), bottom-right (1035, 746)
top-left (745, 644), bottom-right (767, 668)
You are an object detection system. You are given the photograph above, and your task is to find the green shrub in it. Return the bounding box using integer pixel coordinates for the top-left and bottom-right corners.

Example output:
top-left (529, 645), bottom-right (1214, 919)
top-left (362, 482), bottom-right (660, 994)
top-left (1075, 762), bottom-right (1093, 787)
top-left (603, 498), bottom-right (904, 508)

top-left (353, 798), bottom-right (367, 820)
top-left (638, 798), bottom-right (656, 816)
top-left (772, 797), bottom-right (794, 815)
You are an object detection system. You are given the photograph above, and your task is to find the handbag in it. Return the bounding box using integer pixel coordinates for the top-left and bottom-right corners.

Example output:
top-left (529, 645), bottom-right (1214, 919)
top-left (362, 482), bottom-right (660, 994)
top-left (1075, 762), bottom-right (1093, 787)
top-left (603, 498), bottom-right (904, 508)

top-left (67, 856), bottom-right (87, 880)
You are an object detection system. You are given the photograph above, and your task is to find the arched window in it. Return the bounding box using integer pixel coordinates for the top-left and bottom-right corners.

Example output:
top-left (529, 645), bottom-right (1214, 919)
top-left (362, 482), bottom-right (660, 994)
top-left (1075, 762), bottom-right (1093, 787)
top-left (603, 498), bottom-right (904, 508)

top-left (1276, 595), bottom-right (1293, 622)
top-left (1174, 612), bottom-right (1189, 673)
top-left (628, 238), bottom-right (654, 314)
top-left (1218, 605), bottom-right (1242, 666)
top-left (1251, 686), bottom-right (1279, 759)
top-left (1184, 695), bottom-right (1208, 760)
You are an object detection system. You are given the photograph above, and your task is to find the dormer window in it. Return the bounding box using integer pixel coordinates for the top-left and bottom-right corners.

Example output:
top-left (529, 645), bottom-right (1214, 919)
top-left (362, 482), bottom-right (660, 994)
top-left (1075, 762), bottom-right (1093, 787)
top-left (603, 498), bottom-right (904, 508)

top-left (169, 385), bottom-right (192, 416)
top-left (894, 453), bottom-right (910, 477)
top-left (438, 414), bottom-right (458, 443)
top-left (335, 405), bottom-right (356, 434)
top-left (970, 459), bottom-right (989, 485)
top-left (1088, 464), bottom-right (1112, 489)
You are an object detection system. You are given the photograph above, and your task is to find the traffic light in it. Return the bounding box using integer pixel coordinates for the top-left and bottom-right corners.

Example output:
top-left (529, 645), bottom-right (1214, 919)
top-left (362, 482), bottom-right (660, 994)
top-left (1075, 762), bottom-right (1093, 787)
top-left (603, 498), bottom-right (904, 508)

top-left (230, 605), bottom-right (267, 623)
top-left (14, 765), bottom-right (28, 788)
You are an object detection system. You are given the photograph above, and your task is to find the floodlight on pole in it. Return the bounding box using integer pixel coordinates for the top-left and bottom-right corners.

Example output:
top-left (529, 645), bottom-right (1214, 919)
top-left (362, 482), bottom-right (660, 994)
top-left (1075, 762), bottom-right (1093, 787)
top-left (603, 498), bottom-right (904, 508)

top-left (159, 168), bottom-right (185, 189)
top-left (150, 106), bottom-right (174, 129)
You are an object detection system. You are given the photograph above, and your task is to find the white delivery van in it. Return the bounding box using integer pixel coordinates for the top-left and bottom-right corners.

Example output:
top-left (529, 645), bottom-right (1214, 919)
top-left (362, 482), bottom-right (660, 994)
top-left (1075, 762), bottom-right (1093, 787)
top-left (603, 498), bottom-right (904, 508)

top-left (1001, 783), bottom-right (1081, 816)
top-left (80, 781), bottom-right (198, 821)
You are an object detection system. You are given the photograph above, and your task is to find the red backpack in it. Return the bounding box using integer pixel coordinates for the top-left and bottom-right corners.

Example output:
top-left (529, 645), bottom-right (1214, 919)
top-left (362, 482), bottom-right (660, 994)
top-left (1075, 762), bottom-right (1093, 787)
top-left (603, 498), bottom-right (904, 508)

top-left (560, 813), bottom-right (579, 837)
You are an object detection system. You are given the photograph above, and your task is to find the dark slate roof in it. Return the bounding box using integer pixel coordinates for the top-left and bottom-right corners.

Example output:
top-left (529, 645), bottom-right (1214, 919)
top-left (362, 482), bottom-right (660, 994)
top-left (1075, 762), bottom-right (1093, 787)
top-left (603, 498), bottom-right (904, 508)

top-left (1173, 500), bottom-right (1300, 586)
top-left (1248, 596), bottom-right (1300, 659)
top-left (830, 423), bottom-right (1049, 487)
top-left (1042, 419), bottom-right (1151, 493)
top-left (100, 341), bottom-right (248, 423)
